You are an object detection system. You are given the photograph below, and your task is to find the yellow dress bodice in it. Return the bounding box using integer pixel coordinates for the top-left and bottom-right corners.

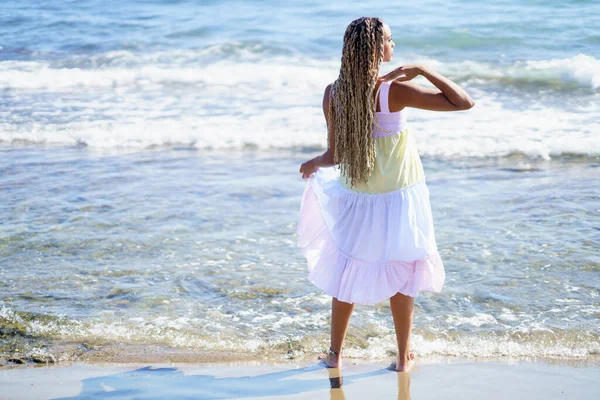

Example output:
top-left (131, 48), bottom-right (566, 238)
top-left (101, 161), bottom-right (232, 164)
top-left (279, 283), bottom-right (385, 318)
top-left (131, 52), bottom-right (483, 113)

top-left (339, 127), bottom-right (425, 193)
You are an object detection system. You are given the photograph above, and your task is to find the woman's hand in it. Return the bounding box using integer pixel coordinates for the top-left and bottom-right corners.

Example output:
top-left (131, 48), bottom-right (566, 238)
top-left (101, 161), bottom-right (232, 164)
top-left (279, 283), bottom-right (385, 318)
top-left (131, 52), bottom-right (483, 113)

top-left (381, 64), bottom-right (425, 82)
top-left (299, 159), bottom-right (318, 179)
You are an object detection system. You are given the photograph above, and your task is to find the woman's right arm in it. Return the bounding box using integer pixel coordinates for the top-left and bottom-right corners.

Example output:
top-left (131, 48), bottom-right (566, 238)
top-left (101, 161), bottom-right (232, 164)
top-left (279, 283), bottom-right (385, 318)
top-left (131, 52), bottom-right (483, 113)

top-left (299, 83), bottom-right (336, 179)
top-left (385, 65), bottom-right (475, 111)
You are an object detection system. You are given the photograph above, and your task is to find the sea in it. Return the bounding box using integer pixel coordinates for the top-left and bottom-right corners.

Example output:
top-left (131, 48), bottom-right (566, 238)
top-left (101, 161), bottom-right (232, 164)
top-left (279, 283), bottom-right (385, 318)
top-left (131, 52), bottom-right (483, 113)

top-left (1, 0), bottom-right (599, 366)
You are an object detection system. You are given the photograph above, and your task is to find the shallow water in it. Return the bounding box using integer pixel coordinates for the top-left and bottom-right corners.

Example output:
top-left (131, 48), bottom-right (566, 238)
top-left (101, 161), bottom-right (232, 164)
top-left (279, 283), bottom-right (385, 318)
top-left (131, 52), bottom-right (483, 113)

top-left (1, 147), bottom-right (598, 364)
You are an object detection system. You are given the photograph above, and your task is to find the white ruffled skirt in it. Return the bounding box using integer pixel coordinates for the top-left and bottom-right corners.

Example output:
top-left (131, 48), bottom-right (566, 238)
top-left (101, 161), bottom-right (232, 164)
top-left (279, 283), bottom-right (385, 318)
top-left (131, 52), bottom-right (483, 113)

top-left (296, 167), bottom-right (445, 305)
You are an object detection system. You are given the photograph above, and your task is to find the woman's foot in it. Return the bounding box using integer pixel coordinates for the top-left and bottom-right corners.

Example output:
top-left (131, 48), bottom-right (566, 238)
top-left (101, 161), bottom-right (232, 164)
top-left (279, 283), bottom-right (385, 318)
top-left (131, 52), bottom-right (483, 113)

top-left (390, 352), bottom-right (415, 372)
top-left (318, 348), bottom-right (341, 368)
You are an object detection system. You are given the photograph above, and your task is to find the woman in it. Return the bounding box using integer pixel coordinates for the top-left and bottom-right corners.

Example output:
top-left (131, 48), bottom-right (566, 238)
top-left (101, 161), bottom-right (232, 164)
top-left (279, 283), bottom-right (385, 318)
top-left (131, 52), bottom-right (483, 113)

top-left (297, 17), bottom-right (474, 372)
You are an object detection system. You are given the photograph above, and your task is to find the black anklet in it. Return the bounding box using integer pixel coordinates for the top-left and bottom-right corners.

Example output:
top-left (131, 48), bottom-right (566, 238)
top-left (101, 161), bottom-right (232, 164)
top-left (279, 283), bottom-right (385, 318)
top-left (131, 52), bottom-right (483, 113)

top-left (329, 347), bottom-right (339, 356)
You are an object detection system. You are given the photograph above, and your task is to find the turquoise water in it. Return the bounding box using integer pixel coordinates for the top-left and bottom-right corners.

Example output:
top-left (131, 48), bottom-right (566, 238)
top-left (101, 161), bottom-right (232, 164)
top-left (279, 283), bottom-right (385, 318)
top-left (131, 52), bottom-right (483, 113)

top-left (1, 0), bottom-right (599, 156)
top-left (0, 0), bottom-right (599, 366)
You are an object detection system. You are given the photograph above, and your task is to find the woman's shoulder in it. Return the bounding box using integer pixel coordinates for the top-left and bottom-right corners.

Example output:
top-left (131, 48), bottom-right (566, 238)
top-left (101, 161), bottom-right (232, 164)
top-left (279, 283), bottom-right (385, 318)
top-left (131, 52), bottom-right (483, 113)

top-left (389, 80), bottom-right (420, 95)
top-left (387, 80), bottom-right (423, 111)
top-left (323, 82), bottom-right (334, 108)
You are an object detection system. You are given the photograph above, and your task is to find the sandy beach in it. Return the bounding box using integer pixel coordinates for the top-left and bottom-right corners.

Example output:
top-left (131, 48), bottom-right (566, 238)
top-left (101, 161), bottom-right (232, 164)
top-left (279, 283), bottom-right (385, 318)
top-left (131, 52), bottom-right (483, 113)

top-left (1, 359), bottom-right (599, 400)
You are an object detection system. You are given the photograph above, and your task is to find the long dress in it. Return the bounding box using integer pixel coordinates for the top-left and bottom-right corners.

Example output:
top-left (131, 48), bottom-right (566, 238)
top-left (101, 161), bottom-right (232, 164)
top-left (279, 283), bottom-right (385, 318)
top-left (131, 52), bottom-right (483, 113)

top-left (296, 81), bottom-right (445, 305)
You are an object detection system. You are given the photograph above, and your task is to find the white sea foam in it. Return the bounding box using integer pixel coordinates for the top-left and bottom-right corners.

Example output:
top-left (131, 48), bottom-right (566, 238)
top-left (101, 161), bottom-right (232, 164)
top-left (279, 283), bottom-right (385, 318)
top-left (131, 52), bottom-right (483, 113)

top-left (446, 313), bottom-right (499, 327)
top-left (2, 49), bottom-right (599, 91)
top-left (2, 305), bottom-right (598, 361)
top-left (423, 53), bottom-right (600, 90)
top-left (1, 51), bottom-right (599, 159)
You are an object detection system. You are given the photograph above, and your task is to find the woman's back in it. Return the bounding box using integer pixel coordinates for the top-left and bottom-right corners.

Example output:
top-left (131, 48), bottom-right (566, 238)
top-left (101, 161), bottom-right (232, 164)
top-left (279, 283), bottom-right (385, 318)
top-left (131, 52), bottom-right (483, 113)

top-left (339, 81), bottom-right (425, 193)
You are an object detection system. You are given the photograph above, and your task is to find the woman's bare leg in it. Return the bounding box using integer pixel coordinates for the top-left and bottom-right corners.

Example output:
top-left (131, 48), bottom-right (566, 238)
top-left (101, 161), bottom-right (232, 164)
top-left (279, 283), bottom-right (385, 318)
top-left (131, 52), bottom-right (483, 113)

top-left (319, 297), bottom-right (355, 367)
top-left (389, 292), bottom-right (415, 372)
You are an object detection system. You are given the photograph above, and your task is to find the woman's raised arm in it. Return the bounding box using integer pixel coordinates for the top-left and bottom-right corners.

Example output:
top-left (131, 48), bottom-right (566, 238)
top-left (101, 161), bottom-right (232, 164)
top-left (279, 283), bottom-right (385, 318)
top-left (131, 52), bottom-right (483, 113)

top-left (384, 65), bottom-right (475, 112)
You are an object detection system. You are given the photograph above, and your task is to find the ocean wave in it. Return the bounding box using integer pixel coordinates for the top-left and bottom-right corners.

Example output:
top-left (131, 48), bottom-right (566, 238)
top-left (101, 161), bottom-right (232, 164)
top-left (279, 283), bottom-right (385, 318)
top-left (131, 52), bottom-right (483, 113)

top-left (1, 139), bottom-right (599, 162)
top-left (1, 95), bottom-right (598, 160)
top-left (435, 54), bottom-right (600, 91)
top-left (0, 51), bottom-right (599, 160)
top-left (1, 48), bottom-right (599, 91)
top-left (1, 305), bottom-right (598, 365)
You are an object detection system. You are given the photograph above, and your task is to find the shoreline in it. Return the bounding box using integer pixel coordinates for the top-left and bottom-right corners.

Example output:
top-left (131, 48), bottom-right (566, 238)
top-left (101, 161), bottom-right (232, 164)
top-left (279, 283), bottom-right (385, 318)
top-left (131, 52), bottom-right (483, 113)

top-left (1, 358), bottom-right (598, 399)
top-left (2, 346), bottom-right (599, 370)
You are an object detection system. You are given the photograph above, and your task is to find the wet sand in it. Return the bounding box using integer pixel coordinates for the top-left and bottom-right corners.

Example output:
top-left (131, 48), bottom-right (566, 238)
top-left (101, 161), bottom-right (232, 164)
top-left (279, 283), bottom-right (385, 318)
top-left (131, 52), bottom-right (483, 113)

top-left (1, 359), bottom-right (598, 399)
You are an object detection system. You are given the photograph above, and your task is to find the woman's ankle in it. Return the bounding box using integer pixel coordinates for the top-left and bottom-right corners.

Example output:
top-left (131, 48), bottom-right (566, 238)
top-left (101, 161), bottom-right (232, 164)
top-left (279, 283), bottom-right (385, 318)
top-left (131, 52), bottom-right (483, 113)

top-left (329, 346), bottom-right (341, 358)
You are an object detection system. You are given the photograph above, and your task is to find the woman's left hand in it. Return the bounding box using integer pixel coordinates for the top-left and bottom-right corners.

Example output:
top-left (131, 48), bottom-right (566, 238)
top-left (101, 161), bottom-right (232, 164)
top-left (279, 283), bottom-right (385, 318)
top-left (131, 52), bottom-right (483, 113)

top-left (299, 160), bottom-right (318, 179)
top-left (381, 64), bottom-right (424, 82)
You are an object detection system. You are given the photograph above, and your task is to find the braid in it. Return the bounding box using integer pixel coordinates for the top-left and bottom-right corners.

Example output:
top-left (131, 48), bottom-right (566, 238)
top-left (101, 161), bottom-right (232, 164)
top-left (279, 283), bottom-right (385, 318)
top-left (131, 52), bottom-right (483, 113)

top-left (330, 17), bottom-right (385, 187)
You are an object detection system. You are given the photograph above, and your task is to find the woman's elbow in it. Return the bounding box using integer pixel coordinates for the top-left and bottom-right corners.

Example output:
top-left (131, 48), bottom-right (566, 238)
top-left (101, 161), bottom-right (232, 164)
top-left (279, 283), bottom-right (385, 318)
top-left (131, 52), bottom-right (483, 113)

top-left (324, 148), bottom-right (337, 165)
top-left (458, 99), bottom-right (475, 110)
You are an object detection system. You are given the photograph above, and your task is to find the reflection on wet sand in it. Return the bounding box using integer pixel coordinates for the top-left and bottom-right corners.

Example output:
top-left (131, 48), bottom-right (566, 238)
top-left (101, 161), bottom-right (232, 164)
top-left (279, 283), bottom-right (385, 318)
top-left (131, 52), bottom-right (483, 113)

top-left (327, 367), bottom-right (411, 400)
top-left (397, 371), bottom-right (411, 400)
top-left (328, 368), bottom-right (345, 399)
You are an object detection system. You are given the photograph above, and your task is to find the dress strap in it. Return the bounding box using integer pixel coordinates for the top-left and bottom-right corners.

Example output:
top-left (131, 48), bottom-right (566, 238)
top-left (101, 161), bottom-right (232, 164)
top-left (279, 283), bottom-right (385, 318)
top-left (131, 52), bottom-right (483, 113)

top-left (379, 81), bottom-right (391, 113)
top-left (374, 82), bottom-right (383, 112)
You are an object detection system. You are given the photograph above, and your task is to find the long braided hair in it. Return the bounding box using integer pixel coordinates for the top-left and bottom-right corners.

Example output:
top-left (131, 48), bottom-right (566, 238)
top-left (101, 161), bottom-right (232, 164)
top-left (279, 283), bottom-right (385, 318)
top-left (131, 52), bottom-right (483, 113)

top-left (330, 17), bottom-right (385, 187)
